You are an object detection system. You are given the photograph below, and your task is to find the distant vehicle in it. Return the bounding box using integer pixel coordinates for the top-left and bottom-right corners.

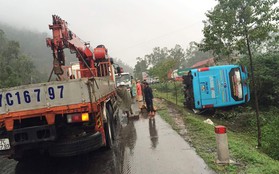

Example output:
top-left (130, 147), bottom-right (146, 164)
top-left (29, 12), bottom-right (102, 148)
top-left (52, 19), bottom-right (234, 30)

top-left (142, 71), bottom-right (159, 84)
top-left (169, 69), bottom-right (191, 81)
top-left (182, 65), bottom-right (250, 110)
top-left (142, 72), bottom-right (149, 81)
top-left (115, 72), bottom-right (132, 89)
top-left (177, 68), bottom-right (191, 77)
top-left (153, 77), bottom-right (160, 83)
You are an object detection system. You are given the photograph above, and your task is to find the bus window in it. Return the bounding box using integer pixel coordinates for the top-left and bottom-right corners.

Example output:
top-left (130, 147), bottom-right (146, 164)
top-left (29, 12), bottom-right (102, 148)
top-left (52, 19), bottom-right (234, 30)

top-left (229, 68), bottom-right (243, 101)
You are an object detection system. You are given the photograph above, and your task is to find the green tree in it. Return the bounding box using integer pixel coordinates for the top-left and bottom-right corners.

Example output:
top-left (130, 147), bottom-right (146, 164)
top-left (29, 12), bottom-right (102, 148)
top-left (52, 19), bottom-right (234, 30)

top-left (169, 44), bottom-right (186, 68)
top-left (0, 30), bottom-right (43, 88)
top-left (185, 41), bottom-right (213, 67)
top-left (149, 58), bottom-right (176, 82)
top-left (114, 58), bottom-right (134, 75)
top-left (141, 45), bottom-right (186, 82)
top-left (145, 47), bottom-right (169, 66)
top-left (133, 57), bottom-right (148, 80)
top-left (200, 0), bottom-right (279, 147)
top-left (0, 29), bottom-right (6, 51)
top-left (265, 32), bottom-right (279, 53)
top-left (240, 53), bottom-right (279, 107)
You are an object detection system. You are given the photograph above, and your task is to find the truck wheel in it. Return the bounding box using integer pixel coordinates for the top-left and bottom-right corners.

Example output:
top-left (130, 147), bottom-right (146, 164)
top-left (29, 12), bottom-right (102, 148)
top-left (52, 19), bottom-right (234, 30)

top-left (13, 149), bottom-right (42, 162)
top-left (104, 106), bottom-right (114, 149)
top-left (49, 132), bottom-right (103, 157)
top-left (13, 154), bottom-right (24, 162)
top-left (107, 104), bottom-right (116, 140)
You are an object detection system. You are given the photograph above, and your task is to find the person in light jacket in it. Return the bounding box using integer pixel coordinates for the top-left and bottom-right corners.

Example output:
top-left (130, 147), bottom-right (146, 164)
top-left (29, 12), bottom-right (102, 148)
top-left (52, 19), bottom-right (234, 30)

top-left (116, 82), bottom-right (133, 117)
top-left (136, 80), bottom-right (143, 109)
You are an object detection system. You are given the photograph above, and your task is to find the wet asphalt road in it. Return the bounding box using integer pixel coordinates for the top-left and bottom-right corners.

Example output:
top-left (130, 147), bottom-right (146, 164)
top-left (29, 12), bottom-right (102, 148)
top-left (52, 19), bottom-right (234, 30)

top-left (0, 103), bottom-right (215, 174)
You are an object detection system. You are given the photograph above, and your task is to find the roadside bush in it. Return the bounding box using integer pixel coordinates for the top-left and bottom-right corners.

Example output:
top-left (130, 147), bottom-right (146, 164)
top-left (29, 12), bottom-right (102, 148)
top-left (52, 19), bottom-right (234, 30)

top-left (213, 106), bottom-right (257, 132)
top-left (239, 53), bottom-right (279, 109)
top-left (152, 82), bottom-right (170, 92)
top-left (261, 111), bottom-right (279, 160)
top-left (152, 81), bottom-right (184, 105)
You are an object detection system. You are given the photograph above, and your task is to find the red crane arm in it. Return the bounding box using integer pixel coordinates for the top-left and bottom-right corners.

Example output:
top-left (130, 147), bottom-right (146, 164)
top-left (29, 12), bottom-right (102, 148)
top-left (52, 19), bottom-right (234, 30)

top-left (46, 15), bottom-right (94, 76)
top-left (46, 15), bottom-right (111, 80)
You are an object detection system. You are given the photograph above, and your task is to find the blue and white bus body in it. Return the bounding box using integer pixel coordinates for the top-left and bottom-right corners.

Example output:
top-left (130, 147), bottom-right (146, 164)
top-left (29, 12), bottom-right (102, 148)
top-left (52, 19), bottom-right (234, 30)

top-left (190, 65), bottom-right (250, 109)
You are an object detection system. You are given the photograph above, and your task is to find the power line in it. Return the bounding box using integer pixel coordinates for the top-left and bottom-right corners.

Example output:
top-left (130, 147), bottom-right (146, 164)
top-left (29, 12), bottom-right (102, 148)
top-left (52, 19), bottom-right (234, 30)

top-left (123, 21), bottom-right (201, 50)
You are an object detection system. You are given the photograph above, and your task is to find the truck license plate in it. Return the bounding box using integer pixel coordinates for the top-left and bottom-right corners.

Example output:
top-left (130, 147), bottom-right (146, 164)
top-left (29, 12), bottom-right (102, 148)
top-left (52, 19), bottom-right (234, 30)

top-left (0, 138), bottom-right (10, 150)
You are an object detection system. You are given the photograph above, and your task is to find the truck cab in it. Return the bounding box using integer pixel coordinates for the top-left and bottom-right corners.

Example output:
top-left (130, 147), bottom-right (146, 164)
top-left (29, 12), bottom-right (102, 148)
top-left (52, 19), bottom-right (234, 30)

top-left (115, 72), bottom-right (132, 90)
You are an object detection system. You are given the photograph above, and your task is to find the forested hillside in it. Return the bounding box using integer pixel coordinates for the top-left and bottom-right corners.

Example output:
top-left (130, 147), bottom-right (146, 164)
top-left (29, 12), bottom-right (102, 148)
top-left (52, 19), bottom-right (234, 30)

top-left (114, 58), bottom-right (134, 75)
top-left (0, 23), bottom-right (55, 75)
top-left (0, 29), bottom-right (45, 87)
top-left (133, 44), bottom-right (213, 81)
top-left (0, 23), bottom-right (134, 76)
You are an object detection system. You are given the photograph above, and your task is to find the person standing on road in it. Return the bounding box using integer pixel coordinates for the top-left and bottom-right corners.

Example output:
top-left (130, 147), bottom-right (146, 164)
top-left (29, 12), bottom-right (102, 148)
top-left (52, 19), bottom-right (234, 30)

top-left (136, 80), bottom-right (143, 109)
top-left (144, 82), bottom-right (155, 116)
top-left (116, 82), bottom-right (133, 117)
top-left (131, 79), bottom-right (137, 99)
top-left (141, 79), bottom-right (146, 101)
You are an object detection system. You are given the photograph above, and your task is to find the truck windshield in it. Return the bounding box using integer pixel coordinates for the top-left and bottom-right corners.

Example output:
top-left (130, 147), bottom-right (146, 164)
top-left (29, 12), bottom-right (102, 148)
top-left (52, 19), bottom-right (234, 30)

top-left (229, 68), bottom-right (243, 101)
top-left (116, 74), bottom-right (131, 83)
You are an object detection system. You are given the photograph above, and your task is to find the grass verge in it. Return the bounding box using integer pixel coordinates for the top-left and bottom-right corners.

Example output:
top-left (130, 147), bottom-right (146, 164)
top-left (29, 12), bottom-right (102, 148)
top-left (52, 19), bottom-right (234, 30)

top-left (154, 91), bottom-right (279, 174)
top-left (157, 107), bottom-right (178, 131)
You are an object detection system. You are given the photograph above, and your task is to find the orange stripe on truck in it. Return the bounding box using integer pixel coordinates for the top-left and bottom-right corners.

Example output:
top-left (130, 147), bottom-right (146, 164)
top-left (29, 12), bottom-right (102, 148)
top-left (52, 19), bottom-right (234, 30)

top-left (0, 92), bottom-right (116, 131)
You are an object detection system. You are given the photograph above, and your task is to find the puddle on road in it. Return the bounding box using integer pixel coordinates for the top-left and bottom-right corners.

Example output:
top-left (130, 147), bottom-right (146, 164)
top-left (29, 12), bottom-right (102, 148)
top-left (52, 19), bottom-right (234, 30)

top-left (119, 102), bottom-right (215, 174)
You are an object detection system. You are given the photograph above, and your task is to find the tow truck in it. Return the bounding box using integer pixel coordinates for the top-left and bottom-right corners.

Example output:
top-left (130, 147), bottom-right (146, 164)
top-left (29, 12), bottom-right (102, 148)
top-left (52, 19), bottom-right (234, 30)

top-left (0, 15), bottom-right (120, 160)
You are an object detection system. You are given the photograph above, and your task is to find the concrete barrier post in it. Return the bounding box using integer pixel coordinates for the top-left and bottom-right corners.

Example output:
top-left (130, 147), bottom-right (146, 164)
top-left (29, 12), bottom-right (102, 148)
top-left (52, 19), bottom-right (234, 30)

top-left (215, 125), bottom-right (230, 164)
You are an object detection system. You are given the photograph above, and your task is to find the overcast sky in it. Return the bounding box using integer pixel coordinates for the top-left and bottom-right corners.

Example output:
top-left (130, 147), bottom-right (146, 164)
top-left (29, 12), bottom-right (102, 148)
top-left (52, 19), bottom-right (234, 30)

top-left (0, 0), bottom-right (217, 67)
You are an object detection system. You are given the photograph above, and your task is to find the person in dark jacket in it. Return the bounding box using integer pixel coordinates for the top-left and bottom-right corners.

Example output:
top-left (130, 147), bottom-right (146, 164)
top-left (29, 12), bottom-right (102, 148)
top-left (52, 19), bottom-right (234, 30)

top-left (141, 79), bottom-right (146, 101)
top-left (143, 82), bottom-right (155, 116)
